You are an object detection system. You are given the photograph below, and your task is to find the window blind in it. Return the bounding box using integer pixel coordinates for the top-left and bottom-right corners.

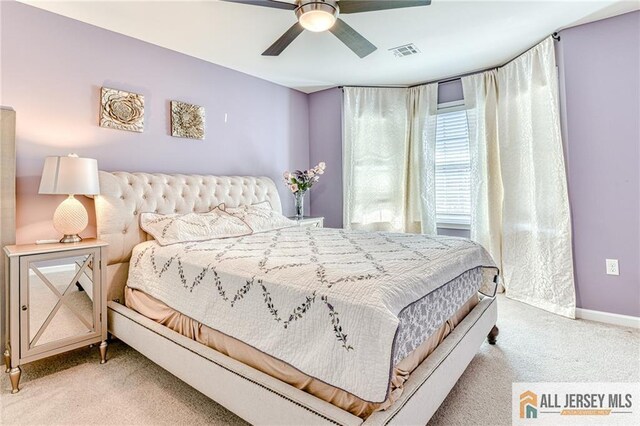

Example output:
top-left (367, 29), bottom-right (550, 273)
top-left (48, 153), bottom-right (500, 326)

top-left (435, 109), bottom-right (471, 226)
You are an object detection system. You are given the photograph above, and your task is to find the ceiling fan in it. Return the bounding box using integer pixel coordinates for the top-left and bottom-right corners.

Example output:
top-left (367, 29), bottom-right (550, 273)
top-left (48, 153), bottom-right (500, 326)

top-left (222, 0), bottom-right (432, 58)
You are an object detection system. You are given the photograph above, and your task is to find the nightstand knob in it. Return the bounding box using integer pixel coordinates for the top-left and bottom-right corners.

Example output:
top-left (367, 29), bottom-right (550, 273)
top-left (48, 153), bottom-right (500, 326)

top-left (21, 305), bottom-right (27, 311)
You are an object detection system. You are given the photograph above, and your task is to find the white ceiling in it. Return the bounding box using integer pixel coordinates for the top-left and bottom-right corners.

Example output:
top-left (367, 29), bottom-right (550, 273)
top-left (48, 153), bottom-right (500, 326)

top-left (20, 0), bottom-right (640, 93)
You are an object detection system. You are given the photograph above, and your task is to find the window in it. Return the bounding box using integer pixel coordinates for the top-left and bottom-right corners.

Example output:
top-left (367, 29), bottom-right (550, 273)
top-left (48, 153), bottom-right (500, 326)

top-left (435, 102), bottom-right (471, 228)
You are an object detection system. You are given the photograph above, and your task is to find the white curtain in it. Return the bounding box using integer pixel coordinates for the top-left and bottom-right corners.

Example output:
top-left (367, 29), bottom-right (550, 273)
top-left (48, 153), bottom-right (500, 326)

top-left (343, 87), bottom-right (409, 232)
top-left (463, 70), bottom-right (503, 271)
top-left (343, 85), bottom-right (438, 233)
top-left (463, 37), bottom-right (576, 318)
top-left (408, 85), bottom-right (439, 235)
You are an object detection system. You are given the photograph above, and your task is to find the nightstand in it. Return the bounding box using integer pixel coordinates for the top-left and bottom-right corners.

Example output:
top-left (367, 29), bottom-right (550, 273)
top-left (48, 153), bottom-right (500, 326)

top-left (3, 239), bottom-right (108, 393)
top-left (288, 216), bottom-right (324, 228)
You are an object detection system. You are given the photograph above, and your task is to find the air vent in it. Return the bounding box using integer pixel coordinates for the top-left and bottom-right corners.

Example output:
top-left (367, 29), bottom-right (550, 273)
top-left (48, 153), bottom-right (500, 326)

top-left (389, 43), bottom-right (421, 58)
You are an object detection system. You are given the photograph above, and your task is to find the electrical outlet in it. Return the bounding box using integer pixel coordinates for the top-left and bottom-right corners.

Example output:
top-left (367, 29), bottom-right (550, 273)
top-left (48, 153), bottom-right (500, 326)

top-left (606, 259), bottom-right (619, 276)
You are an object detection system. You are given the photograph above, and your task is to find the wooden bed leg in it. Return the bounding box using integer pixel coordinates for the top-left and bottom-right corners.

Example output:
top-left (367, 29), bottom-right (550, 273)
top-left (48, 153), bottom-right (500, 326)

top-left (487, 325), bottom-right (499, 345)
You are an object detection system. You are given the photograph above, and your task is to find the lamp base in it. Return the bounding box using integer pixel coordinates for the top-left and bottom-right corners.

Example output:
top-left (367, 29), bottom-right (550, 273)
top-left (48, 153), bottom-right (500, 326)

top-left (59, 234), bottom-right (82, 244)
top-left (53, 195), bottom-right (88, 243)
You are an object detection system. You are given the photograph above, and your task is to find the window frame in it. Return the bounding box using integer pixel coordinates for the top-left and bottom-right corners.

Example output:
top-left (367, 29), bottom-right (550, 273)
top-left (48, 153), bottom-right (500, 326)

top-left (435, 99), bottom-right (471, 231)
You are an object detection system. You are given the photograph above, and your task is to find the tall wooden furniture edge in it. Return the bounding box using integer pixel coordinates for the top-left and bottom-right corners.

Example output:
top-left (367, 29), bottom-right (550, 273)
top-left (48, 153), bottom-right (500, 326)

top-left (1, 107), bottom-right (17, 357)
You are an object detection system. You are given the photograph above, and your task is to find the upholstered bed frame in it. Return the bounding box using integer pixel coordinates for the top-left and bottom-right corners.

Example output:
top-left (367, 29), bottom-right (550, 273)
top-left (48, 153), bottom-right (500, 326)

top-left (96, 172), bottom-right (283, 304)
top-left (96, 171), bottom-right (498, 425)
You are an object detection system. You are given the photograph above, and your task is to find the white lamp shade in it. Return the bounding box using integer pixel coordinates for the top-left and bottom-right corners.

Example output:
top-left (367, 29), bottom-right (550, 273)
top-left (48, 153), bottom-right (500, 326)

top-left (38, 155), bottom-right (100, 195)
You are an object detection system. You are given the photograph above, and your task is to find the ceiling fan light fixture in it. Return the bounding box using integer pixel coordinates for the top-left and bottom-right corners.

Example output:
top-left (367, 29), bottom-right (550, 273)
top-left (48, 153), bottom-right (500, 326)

top-left (296, 1), bottom-right (339, 32)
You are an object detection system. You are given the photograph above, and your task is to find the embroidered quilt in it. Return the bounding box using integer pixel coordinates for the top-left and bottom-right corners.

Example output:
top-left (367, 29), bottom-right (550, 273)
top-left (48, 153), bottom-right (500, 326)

top-left (127, 227), bottom-right (497, 402)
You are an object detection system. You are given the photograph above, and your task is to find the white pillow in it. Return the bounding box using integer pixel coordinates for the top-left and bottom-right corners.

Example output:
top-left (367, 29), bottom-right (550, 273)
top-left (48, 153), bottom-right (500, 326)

top-left (140, 207), bottom-right (252, 246)
top-left (225, 203), bottom-right (296, 233)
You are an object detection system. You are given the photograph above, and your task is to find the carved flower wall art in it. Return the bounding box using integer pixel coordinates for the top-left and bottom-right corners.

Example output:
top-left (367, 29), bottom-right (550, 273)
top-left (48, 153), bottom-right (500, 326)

top-left (171, 101), bottom-right (205, 140)
top-left (99, 87), bottom-right (144, 132)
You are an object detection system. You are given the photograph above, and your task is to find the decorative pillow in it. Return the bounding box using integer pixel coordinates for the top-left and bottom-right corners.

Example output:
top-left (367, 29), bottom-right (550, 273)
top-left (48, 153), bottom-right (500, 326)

top-left (140, 207), bottom-right (252, 246)
top-left (248, 200), bottom-right (273, 210)
top-left (225, 203), bottom-right (296, 233)
top-left (221, 200), bottom-right (272, 212)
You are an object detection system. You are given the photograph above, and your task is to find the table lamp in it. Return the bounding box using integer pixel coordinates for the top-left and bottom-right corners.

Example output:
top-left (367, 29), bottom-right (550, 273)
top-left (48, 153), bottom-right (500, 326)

top-left (38, 154), bottom-right (100, 243)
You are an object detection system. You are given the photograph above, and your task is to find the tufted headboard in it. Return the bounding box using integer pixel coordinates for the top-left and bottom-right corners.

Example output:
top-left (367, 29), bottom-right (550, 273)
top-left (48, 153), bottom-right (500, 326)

top-left (95, 171), bottom-right (282, 303)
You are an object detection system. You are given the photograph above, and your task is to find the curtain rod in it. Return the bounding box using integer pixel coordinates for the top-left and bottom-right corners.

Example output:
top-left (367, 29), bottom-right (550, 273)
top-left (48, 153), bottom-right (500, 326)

top-left (339, 32), bottom-right (561, 90)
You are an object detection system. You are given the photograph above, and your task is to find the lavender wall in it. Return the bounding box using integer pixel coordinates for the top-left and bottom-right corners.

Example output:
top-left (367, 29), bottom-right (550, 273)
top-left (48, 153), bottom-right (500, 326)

top-left (557, 11), bottom-right (640, 317)
top-left (309, 88), bottom-right (343, 228)
top-left (0, 1), bottom-right (309, 244)
top-left (437, 80), bottom-right (464, 105)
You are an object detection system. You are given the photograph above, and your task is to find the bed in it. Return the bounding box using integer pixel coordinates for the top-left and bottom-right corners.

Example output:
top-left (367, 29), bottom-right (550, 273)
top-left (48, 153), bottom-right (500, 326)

top-left (96, 171), bottom-right (499, 425)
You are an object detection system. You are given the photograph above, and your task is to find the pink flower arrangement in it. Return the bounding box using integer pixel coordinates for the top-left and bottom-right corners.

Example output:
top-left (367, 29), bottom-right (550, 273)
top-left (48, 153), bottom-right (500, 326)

top-left (283, 162), bottom-right (326, 194)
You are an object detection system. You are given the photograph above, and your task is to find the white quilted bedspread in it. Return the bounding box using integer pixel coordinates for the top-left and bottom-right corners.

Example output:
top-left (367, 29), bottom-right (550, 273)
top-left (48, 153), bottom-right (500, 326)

top-left (127, 227), bottom-right (497, 402)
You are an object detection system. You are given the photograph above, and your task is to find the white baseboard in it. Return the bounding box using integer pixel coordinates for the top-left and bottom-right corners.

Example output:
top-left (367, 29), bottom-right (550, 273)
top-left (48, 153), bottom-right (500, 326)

top-left (576, 308), bottom-right (640, 329)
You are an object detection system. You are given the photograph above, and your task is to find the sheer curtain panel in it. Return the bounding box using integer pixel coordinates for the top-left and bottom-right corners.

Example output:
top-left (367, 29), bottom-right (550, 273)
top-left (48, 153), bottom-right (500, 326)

top-left (343, 87), bottom-right (409, 231)
top-left (497, 37), bottom-right (575, 318)
top-left (408, 84), bottom-right (439, 235)
top-left (462, 71), bottom-right (503, 270)
top-left (343, 85), bottom-right (438, 233)
top-left (463, 37), bottom-right (576, 318)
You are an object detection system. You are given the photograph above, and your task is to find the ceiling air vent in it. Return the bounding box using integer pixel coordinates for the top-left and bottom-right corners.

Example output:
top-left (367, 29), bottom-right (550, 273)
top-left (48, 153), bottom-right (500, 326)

top-left (389, 43), bottom-right (421, 58)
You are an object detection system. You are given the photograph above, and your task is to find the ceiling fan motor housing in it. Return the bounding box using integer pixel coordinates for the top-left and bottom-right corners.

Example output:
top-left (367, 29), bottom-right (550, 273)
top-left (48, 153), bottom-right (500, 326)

top-left (296, 0), bottom-right (340, 32)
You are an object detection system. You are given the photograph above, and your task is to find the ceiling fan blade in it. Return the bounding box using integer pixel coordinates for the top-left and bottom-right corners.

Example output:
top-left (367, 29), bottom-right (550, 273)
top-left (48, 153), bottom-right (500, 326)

top-left (221, 0), bottom-right (297, 10)
top-left (262, 22), bottom-right (305, 56)
top-left (339, 0), bottom-right (431, 14)
top-left (329, 18), bottom-right (377, 58)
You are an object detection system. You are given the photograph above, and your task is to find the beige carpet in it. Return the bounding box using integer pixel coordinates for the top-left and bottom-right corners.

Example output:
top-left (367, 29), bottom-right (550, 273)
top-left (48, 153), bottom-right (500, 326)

top-left (2, 295), bottom-right (639, 425)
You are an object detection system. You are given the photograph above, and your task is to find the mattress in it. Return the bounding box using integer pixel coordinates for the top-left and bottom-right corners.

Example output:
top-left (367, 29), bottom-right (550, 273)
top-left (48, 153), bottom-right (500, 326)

top-left (127, 227), bottom-right (497, 401)
top-left (126, 286), bottom-right (478, 418)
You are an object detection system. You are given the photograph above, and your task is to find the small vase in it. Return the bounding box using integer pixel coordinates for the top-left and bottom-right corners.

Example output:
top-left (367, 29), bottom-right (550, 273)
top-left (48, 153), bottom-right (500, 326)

top-left (294, 191), bottom-right (306, 219)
